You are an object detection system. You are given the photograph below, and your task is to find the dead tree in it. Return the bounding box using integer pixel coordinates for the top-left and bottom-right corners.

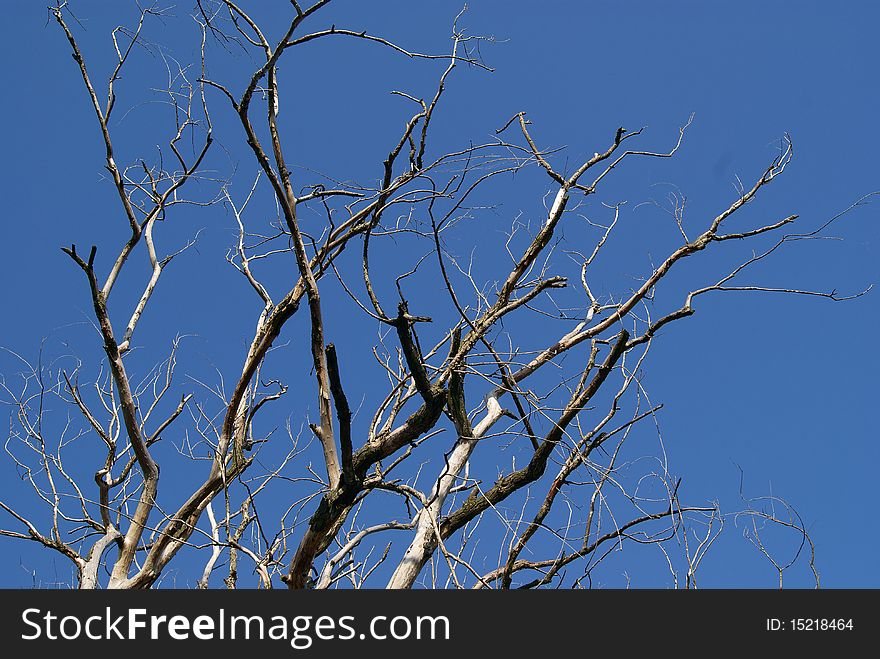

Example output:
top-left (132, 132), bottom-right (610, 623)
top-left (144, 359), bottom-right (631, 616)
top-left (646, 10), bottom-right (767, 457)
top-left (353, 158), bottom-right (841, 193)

top-left (0, 1), bottom-right (868, 589)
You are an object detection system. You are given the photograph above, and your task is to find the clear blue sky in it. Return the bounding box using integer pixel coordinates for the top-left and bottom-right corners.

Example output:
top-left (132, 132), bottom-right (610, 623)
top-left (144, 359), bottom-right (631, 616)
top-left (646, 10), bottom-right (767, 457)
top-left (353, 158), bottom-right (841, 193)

top-left (0, 1), bottom-right (877, 588)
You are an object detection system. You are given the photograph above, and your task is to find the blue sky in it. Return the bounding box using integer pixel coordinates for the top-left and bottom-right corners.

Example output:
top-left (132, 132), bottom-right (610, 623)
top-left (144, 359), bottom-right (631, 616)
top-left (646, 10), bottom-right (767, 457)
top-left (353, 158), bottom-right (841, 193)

top-left (0, 1), bottom-right (877, 588)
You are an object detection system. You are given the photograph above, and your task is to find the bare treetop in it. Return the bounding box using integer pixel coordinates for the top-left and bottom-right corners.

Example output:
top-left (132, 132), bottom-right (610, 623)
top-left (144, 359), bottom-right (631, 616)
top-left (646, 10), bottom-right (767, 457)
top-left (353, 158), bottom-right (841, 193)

top-left (0, 0), bottom-right (872, 589)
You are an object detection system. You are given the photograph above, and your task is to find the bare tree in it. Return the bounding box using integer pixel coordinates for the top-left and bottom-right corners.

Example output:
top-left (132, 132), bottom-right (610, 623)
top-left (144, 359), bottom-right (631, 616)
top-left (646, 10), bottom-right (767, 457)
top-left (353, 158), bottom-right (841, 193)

top-left (0, 1), bottom-right (869, 589)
